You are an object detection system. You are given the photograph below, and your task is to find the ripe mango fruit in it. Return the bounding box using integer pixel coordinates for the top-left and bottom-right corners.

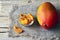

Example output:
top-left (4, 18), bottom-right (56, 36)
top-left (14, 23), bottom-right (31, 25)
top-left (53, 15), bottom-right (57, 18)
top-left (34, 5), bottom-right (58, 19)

top-left (37, 2), bottom-right (58, 29)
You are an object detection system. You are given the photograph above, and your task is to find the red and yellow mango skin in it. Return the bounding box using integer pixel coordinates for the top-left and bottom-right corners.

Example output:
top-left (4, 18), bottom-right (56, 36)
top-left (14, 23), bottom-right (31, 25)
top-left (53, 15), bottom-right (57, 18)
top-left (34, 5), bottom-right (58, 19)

top-left (37, 2), bottom-right (58, 29)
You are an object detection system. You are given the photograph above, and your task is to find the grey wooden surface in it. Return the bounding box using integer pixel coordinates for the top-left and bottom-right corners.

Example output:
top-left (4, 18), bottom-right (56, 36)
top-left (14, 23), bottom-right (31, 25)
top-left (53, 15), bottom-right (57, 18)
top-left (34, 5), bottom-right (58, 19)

top-left (0, 0), bottom-right (60, 40)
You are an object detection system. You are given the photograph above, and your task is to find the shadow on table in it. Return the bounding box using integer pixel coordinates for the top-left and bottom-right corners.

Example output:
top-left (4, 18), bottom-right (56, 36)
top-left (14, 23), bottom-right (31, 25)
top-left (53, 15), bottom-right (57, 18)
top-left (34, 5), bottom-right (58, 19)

top-left (48, 9), bottom-right (60, 36)
top-left (26, 16), bottom-right (40, 30)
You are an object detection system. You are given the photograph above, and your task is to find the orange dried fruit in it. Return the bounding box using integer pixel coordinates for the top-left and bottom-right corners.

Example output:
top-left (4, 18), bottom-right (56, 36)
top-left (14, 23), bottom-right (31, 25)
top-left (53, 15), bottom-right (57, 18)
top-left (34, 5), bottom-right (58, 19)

top-left (14, 25), bottom-right (23, 34)
top-left (27, 13), bottom-right (34, 21)
top-left (26, 13), bottom-right (34, 23)
top-left (18, 13), bottom-right (34, 25)
top-left (19, 17), bottom-right (29, 25)
top-left (19, 14), bottom-right (27, 18)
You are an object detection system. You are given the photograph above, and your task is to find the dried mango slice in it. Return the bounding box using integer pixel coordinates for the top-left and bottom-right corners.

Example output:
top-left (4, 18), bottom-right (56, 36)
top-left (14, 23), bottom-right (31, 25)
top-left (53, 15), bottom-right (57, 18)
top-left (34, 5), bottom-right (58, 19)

top-left (14, 25), bottom-right (23, 34)
top-left (18, 13), bottom-right (34, 25)
top-left (26, 16), bottom-right (32, 23)
top-left (27, 13), bottom-right (34, 21)
top-left (26, 13), bottom-right (34, 23)
top-left (19, 17), bottom-right (29, 25)
top-left (19, 14), bottom-right (27, 18)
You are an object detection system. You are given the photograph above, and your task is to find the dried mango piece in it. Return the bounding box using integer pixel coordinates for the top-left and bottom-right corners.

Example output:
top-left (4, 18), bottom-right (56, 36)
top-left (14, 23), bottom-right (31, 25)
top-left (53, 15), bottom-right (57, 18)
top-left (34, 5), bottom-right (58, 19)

top-left (27, 13), bottom-right (34, 21)
top-left (19, 18), bottom-right (29, 25)
top-left (19, 14), bottom-right (27, 18)
top-left (14, 25), bottom-right (23, 34)
top-left (18, 13), bottom-right (34, 25)
top-left (26, 16), bottom-right (32, 23)
top-left (26, 13), bottom-right (34, 23)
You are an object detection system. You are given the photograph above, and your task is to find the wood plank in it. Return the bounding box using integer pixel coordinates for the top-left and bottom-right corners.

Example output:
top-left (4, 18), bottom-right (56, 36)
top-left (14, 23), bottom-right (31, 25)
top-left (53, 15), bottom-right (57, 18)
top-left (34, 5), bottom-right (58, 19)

top-left (0, 17), bottom-right (11, 27)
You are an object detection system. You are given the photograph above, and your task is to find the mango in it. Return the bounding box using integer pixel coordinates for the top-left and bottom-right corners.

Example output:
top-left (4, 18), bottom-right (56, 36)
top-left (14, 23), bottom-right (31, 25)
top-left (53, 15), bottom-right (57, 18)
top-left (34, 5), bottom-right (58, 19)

top-left (20, 14), bottom-right (27, 18)
top-left (14, 25), bottom-right (23, 34)
top-left (19, 17), bottom-right (29, 25)
top-left (18, 13), bottom-right (34, 25)
top-left (27, 13), bottom-right (34, 23)
top-left (37, 2), bottom-right (58, 29)
top-left (27, 13), bottom-right (34, 21)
